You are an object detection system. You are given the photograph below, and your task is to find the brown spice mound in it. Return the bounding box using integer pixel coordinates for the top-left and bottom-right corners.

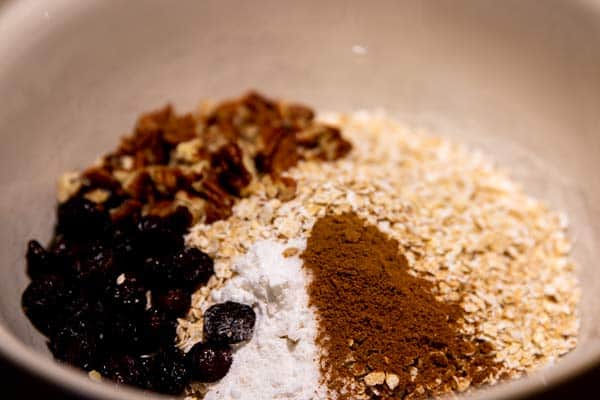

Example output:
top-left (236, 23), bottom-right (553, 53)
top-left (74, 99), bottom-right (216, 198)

top-left (64, 92), bottom-right (352, 224)
top-left (302, 212), bottom-right (499, 399)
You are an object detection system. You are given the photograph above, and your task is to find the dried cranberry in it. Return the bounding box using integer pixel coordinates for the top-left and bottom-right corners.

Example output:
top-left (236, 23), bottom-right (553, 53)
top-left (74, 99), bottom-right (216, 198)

top-left (187, 342), bottom-right (232, 382)
top-left (203, 301), bottom-right (256, 344)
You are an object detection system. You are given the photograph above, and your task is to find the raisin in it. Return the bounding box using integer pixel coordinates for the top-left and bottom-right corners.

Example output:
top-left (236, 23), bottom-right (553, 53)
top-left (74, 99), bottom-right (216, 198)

top-left (165, 206), bottom-right (192, 234)
top-left (143, 248), bottom-right (213, 290)
top-left (137, 215), bottom-right (184, 255)
top-left (154, 288), bottom-right (190, 317)
top-left (48, 317), bottom-right (102, 370)
top-left (56, 197), bottom-right (109, 238)
top-left (26, 240), bottom-right (55, 278)
top-left (187, 342), bottom-right (233, 382)
top-left (104, 314), bottom-right (153, 352)
top-left (152, 349), bottom-right (191, 395)
top-left (99, 353), bottom-right (153, 389)
top-left (143, 307), bottom-right (176, 349)
top-left (203, 301), bottom-right (256, 344)
top-left (174, 248), bottom-right (213, 288)
top-left (72, 243), bottom-right (118, 285)
top-left (105, 274), bottom-right (146, 315)
top-left (48, 235), bottom-right (84, 273)
top-left (21, 275), bottom-right (66, 336)
top-left (110, 219), bottom-right (144, 268)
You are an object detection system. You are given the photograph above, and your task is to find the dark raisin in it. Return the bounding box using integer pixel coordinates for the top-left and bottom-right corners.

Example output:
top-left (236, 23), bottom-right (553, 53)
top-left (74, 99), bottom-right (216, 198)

top-left (203, 301), bottom-right (256, 344)
top-left (48, 317), bottom-right (102, 370)
top-left (56, 197), bottom-right (109, 238)
top-left (103, 191), bottom-right (127, 210)
top-left (154, 288), bottom-right (190, 317)
top-left (58, 286), bottom-right (99, 323)
top-left (141, 255), bottom-right (166, 288)
top-left (152, 349), bottom-right (191, 395)
top-left (165, 206), bottom-right (192, 234)
top-left (72, 243), bottom-right (118, 285)
top-left (99, 353), bottom-right (153, 389)
top-left (105, 314), bottom-right (145, 351)
top-left (48, 235), bottom-right (85, 273)
top-left (110, 219), bottom-right (143, 268)
top-left (137, 215), bottom-right (184, 255)
top-left (187, 342), bottom-right (233, 382)
top-left (26, 240), bottom-right (56, 278)
top-left (142, 307), bottom-right (176, 349)
top-left (21, 275), bottom-right (66, 336)
top-left (143, 248), bottom-right (213, 290)
top-left (171, 248), bottom-right (214, 289)
top-left (105, 274), bottom-right (146, 315)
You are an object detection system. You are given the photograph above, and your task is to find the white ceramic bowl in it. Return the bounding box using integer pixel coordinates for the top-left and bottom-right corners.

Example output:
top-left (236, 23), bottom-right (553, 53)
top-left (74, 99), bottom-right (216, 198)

top-left (1, 0), bottom-right (599, 398)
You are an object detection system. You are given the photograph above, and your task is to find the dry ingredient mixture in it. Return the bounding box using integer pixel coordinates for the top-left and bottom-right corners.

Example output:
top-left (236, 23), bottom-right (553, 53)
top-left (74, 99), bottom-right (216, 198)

top-left (21, 93), bottom-right (580, 399)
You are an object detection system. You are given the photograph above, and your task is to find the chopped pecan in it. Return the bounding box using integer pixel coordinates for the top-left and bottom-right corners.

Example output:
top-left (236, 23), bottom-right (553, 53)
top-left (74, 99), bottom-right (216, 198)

top-left (255, 127), bottom-right (299, 174)
top-left (148, 166), bottom-right (187, 197)
top-left (125, 170), bottom-right (156, 201)
top-left (197, 175), bottom-right (234, 208)
top-left (82, 166), bottom-right (121, 191)
top-left (272, 175), bottom-right (297, 201)
top-left (144, 200), bottom-right (178, 218)
top-left (204, 199), bottom-right (233, 224)
top-left (118, 106), bottom-right (173, 166)
top-left (278, 102), bottom-right (315, 127)
top-left (110, 199), bottom-right (142, 222)
top-left (211, 143), bottom-right (253, 196)
top-left (296, 124), bottom-right (352, 160)
top-left (162, 113), bottom-right (197, 145)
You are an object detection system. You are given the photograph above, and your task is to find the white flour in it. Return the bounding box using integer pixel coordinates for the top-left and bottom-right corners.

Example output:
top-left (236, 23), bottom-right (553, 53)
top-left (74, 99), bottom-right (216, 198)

top-left (203, 239), bottom-right (326, 400)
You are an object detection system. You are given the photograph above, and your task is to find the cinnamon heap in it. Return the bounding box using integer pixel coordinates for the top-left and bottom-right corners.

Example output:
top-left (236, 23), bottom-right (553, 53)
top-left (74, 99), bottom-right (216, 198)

top-left (302, 212), bottom-right (499, 399)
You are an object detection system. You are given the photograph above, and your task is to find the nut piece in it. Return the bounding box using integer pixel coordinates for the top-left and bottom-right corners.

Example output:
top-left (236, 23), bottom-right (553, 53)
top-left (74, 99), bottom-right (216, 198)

top-left (364, 371), bottom-right (386, 386)
top-left (385, 372), bottom-right (400, 390)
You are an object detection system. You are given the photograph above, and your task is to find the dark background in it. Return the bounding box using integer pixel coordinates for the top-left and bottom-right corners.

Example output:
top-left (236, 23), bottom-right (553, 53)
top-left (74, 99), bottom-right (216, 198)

top-left (1, 356), bottom-right (598, 399)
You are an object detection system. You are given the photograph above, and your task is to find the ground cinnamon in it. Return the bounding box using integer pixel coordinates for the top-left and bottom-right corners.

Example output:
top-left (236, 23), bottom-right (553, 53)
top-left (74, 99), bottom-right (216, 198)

top-left (302, 212), bottom-right (499, 399)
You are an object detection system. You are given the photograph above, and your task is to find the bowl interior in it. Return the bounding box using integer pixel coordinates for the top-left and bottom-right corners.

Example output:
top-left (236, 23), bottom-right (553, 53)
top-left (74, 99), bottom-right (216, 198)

top-left (1, 0), bottom-right (600, 399)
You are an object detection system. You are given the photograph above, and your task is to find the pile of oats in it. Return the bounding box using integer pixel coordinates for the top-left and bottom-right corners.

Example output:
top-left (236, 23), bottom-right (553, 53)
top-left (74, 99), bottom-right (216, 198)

top-left (179, 110), bottom-right (579, 397)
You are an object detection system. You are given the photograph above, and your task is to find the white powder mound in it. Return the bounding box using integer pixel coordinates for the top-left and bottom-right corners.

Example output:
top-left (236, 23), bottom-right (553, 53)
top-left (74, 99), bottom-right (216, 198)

top-left (203, 239), bottom-right (325, 400)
